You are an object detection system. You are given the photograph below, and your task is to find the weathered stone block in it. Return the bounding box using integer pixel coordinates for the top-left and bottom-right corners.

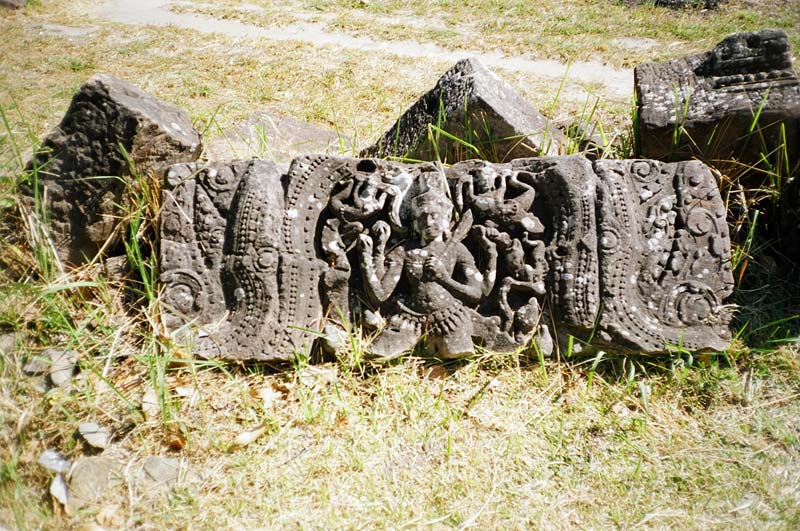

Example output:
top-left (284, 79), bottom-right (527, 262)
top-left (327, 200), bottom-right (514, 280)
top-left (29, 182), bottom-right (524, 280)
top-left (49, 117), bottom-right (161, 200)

top-left (361, 58), bottom-right (567, 162)
top-left (594, 159), bottom-right (734, 352)
top-left (161, 154), bottom-right (733, 360)
top-left (24, 74), bottom-right (202, 265)
top-left (635, 30), bottom-right (800, 175)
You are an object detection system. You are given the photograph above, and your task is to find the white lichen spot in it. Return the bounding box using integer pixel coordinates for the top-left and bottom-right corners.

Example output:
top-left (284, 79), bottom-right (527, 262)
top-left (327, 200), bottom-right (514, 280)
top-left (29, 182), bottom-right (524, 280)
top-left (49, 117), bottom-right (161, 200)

top-left (287, 209), bottom-right (298, 219)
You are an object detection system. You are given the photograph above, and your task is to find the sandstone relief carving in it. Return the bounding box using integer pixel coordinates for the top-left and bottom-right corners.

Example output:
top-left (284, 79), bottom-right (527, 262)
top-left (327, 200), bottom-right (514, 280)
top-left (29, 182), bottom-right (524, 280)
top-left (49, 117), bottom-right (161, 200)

top-left (23, 74), bottom-right (202, 265)
top-left (635, 29), bottom-right (799, 174)
top-left (161, 155), bottom-right (734, 360)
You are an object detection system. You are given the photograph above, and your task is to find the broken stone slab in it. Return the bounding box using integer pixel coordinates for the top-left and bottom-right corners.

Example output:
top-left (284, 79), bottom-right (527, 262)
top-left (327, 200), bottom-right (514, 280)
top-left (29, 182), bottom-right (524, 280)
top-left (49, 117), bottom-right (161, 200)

top-left (47, 349), bottom-right (77, 388)
top-left (160, 154), bottom-right (733, 359)
top-left (22, 74), bottom-right (202, 265)
top-left (204, 111), bottom-right (351, 164)
top-left (140, 456), bottom-right (182, 485)
top-left (635, 29), bottom-right (800, 178)
top-left (360, 58), bottom-right (568, 162)
top-left (66, 456), bottom-right (123, 511)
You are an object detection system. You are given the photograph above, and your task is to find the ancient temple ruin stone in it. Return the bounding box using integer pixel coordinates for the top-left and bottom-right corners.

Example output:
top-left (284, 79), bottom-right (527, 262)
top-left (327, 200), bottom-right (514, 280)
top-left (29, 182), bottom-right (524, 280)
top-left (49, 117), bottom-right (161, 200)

top-left (160, 154), bottom-right (734, 360)
top-left (593, 159), bottom-right (734, 352)
top-left (360, 58), bottom-right (567, 163)
top-left (23, 74), bottom-right (202, 265)
top-left (635, 29), bottom-right (800, 175)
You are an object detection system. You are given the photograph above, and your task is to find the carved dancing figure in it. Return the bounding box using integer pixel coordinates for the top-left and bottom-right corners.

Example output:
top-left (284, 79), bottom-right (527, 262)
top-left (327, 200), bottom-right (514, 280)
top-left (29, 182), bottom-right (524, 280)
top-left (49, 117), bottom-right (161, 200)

top-left (358, 188), bottom-right (496, 359)
top-left (460, 163), bottom-right (543, 234)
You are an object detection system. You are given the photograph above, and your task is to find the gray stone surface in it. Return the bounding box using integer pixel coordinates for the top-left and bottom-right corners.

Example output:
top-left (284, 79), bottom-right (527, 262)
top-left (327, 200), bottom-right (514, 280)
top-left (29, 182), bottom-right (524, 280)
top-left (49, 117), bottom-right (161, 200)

top-left (0, 0), bottom-right (26, 8)
top-left (23, 74), bottom-right (202, 265)
top-left (67, 456), bottom-right (123, 510)
top-left (635, 30), bottom-right (800, 174)
top-left (161, 154), bottom-right (733, 359)
top-left (141, 456), bottom-right (182, 485)
top-left (361, 58), bottom-right (567, 162)
top-left (204, 111), bottom-right (350, 163)
top-left (47, 349), bottom-right (77, 388)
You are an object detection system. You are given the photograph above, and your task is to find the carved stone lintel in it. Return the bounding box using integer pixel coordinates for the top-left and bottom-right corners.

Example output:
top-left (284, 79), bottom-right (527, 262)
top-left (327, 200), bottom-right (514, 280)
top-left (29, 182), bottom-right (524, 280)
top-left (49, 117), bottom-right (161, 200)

top-left (160, 154), bottom-right (734, 360)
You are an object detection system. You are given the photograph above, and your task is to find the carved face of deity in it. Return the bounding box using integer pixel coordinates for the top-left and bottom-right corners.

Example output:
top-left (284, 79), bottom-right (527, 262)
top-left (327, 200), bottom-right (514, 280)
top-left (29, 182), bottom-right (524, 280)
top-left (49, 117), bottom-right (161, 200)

top-left (411, 192), bottom-right (452, 244)
top-left (473, 165), bottom-right (498, 194)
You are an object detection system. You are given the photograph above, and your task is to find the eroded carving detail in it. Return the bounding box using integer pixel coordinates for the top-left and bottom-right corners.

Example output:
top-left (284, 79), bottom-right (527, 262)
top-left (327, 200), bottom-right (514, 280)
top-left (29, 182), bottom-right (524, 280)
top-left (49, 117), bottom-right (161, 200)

top-left (594, 159), bottom-right (734, 351)
top-left (635, 29), bottom-right (800, 171)
top-left (160, 155), bottom-right (734, 360)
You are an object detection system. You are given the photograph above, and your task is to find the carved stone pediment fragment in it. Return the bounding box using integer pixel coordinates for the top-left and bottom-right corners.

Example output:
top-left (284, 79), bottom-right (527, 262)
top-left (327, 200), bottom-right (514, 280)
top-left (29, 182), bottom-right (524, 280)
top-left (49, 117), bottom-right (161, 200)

top-left (635, 29), bottom-right (800, 172)
top-left (360, 58), bottom-right (567, 162)
top-left (160, 155), bottom-right (734, 360)
top-left (24, 74), bottom-right (202, 265)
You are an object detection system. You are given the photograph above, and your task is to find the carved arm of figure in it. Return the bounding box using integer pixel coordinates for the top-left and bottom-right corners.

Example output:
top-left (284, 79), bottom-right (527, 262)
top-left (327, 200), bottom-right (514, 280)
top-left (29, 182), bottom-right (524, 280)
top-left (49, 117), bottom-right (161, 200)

top-left (423, 244), bottom-right (483, 306)
top-left (358, 229), bottom-right (403, 304)
top-left (353, 178), bottom-right (388, 216)
top-left (507, 171), bottom-right (537, 211)
top-left (471, 225), bottom-right (499, 297)
top-left (370, 221), bottom-right (391, 278)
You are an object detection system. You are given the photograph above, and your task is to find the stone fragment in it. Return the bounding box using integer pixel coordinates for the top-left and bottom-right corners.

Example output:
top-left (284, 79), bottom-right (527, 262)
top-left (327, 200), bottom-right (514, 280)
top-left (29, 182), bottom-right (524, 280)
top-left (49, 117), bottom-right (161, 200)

top-left (22, 354), bottom-right (49, 376)
top-left (361, 58), bottom-right (567, 162)
top-left (593, 159), bottom-right (734, 352)
top-left (205, 111), bottom-right (350, 164)
top-left (0, 0), bottom-right (26, 8)
top-left (230, 424), bottom-right (266, 450)
top-left (50, 474), bottom-right (69, 506)
top-left (78, 422), bottom-right (111, 450)
top-left (140, 386), bottom-right (160, 421)
top-left (67, 457), bottom-right (123, 510)
top-left (141, 456), bottom-right (182, 485)
top-left (161, 154), bottom-right (733, 358)
top-left (635, 30), bottom-right (800, 177)
top-left (38, 450), bottom-right (71, 474)
top-left (47, 349), bottom-right (77, 388)
top-left (23, 74), bottom-right (202, 265)
top-left (320, 323), bottom-right (350, 356)
top-left (0, 333), bottom-right (17, 356)
top-left (160, 159), bottom-right (292, 359)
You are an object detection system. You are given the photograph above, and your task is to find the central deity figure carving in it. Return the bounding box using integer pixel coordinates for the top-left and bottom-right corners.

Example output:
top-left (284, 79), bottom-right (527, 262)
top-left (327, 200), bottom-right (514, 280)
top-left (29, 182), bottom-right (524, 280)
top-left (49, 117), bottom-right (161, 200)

top-left (358, 182), bottom-right (494, 359)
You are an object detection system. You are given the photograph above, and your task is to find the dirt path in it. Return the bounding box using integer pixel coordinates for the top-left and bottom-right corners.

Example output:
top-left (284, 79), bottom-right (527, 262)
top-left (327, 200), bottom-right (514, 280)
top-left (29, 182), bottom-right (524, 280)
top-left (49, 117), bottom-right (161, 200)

top-left (98, 0), bottom-right (633, 101)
